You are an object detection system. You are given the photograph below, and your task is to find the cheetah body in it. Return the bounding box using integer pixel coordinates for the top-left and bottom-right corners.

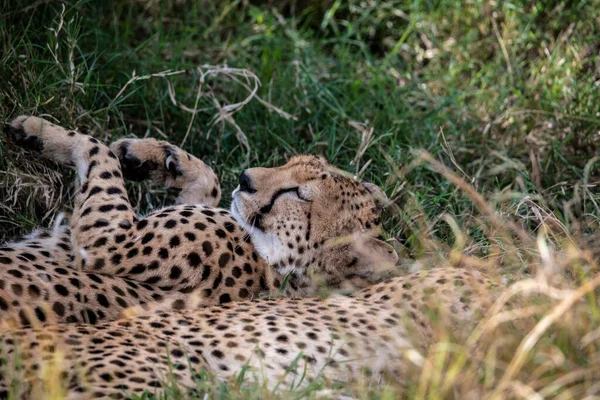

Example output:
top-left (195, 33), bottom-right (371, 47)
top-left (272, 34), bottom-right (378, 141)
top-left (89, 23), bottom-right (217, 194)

top-left (0, 116), bottom-right (498, 399)
top-left (0, 116), bottom-right (394, 326)
top-left (1, 268), bottom-right (497, 399)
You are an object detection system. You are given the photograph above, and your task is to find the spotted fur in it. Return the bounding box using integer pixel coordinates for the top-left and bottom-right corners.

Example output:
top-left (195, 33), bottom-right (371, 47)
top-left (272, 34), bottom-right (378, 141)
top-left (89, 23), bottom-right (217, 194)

top-left (0, 116), bottom-right (503, 398)
top-left (0, 268), bottom-right (499, 399)
top-left (0, 116), bottom-right (396, 326)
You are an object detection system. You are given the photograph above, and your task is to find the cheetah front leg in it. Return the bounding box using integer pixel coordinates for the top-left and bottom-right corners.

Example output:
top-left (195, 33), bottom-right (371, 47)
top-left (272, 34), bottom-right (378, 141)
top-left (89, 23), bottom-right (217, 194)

top-left (110, 138), bottom-right (221, 206)
top-left (6, 116), bottom-right (137, 272)
top-left (6, 117), bottom-right (227, 289)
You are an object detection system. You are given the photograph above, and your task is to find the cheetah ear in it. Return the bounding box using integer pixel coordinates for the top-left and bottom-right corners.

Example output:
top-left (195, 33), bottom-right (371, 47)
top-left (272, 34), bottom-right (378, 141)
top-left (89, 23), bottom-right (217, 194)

top-left (320, 234), bottom-right (398, 287)
top-left (362, 182), bottom-right (390, 209)
top-left (353, 235), bottom-right (398, 270)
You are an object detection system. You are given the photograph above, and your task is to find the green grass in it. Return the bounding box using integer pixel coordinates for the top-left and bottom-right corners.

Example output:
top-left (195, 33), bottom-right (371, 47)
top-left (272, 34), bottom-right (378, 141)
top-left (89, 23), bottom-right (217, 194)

top-left (1, 0), bottom-right (599, 398)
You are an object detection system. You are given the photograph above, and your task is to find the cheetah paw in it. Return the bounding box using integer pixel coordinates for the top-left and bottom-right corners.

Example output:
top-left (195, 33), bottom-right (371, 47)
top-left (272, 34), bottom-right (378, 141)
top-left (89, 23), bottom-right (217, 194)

top-left (110, 138), bottom-right (221, 206)
top-left (109, 138), bottom-right (182, 183)
top-left (5, 116), bottom-right (45, 152)
top-left (4, 116), bottom-right (84, 166)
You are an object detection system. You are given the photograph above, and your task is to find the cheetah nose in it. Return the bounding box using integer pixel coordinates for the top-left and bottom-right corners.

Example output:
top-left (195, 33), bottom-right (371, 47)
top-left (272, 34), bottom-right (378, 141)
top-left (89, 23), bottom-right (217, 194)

top-left (238, 171), bottom-right (256, 194)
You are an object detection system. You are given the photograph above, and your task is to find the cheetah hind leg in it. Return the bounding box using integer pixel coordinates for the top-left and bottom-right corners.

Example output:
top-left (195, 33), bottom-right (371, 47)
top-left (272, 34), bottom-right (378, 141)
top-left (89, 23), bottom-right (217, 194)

top-left (110, 138), bottom-right (221, 206)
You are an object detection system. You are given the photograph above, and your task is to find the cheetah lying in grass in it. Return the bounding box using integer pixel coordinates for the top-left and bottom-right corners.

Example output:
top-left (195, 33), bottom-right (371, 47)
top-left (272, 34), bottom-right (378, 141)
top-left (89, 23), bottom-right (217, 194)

top-left (0, 116), bottom-right (397, 326)
top-left (1, 269), bottom-right (496, 399)
top-left (0, 116), bottom-right (499, 399)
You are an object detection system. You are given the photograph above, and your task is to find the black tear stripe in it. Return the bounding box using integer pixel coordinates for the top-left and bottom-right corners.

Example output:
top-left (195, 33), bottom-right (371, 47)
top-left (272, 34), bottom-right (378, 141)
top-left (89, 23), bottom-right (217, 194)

top-left (259, 187), bottom-right (300, 215)
top-left (250, 214), bottom-right (263, 230)
top-left (250, 179), bottom-right (319, 230)
top-left (250, 187), bottom-right (299, 230)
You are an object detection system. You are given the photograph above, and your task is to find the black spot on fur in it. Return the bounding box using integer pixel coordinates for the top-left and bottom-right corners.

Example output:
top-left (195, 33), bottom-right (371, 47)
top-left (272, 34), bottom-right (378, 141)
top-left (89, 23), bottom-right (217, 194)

top-left (184, 232), bottom-right (196, 241)
top-left (111, 254), bottom-right (122, 265)
top-left (169, 266), bottom-right (182, 279)
top-left (215, 229), bottom-right (227, 239)
top-left (54, 284), bottom-right (69, 296)
top-left (219, 293), bottom-right (231, 304)
top-left (202, 241), bottom-right (213, 256)
top-left (224, 222), bottom-right (235, 232)
top-left (141, 233), bottom-right (154, 244)
top-left (169, 236), bottom-right (181, 248)
top-left (212, 272), bottom-right (223, 289)
top-left (97, 294), bottom-right (110, 307)
top-left (136, 220), bottom-right (148, 230)
top-left (130, 264), bottom-right (146, 274)
top-left (53, 302), bottom-right (65, 316)
top-left (126, 248), bottom-right (139, 259)
top-left (81, 309), bottom-right (98, 324)
top-left (201, 265), bottom-right (211, 281)
top-left (218, 253), bottom-right (230, 268)
top-left (158, 248), bottom-right (169, 259)
top-left (187, 252), bottom-right (201, 268)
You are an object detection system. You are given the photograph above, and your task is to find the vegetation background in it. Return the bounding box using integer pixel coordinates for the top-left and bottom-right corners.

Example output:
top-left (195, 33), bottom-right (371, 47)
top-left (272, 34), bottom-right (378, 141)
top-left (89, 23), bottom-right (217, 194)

top-left (0, 0), bottom-right (599, 398)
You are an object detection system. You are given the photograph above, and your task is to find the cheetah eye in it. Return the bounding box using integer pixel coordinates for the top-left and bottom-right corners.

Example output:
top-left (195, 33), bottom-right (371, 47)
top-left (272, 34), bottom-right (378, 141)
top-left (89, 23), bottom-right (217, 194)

top-left (260, 187), bottom-right (310, 214)
top-left (275, 188), bottom-right (309, 203)
top-left (294, 188), bottom-right (311, 202)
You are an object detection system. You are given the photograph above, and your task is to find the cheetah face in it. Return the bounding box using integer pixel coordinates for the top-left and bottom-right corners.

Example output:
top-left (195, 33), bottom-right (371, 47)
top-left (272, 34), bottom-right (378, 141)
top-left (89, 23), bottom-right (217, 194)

top-left (231, 155), bottom-right (398, 288)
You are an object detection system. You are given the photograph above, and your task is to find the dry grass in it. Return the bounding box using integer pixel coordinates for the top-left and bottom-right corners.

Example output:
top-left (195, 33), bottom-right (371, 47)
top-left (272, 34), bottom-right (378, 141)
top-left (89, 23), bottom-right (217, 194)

top-left (0, 0), bottom-right (599, 398)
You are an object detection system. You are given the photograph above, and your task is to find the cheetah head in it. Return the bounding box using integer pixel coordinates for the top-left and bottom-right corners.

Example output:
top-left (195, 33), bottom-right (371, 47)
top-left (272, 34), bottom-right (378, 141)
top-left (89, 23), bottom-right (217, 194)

top-left (231, 155), bottom-right (398, 290)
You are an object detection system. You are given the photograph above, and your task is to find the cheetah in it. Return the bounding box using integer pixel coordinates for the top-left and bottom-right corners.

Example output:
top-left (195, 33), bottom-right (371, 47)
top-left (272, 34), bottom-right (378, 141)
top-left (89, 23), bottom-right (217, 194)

top-left (0, 116), bottom-right (504, 399)
top-left (0, 268), bottom-right (499, 399)
top-left (0, 116), bottom-right (398, 326)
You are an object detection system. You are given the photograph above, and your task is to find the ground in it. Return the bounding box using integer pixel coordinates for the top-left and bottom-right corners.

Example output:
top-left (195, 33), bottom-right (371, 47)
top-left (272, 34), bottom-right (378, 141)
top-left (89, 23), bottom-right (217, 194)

top-left (0, 0), bottom-right (599, 399)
